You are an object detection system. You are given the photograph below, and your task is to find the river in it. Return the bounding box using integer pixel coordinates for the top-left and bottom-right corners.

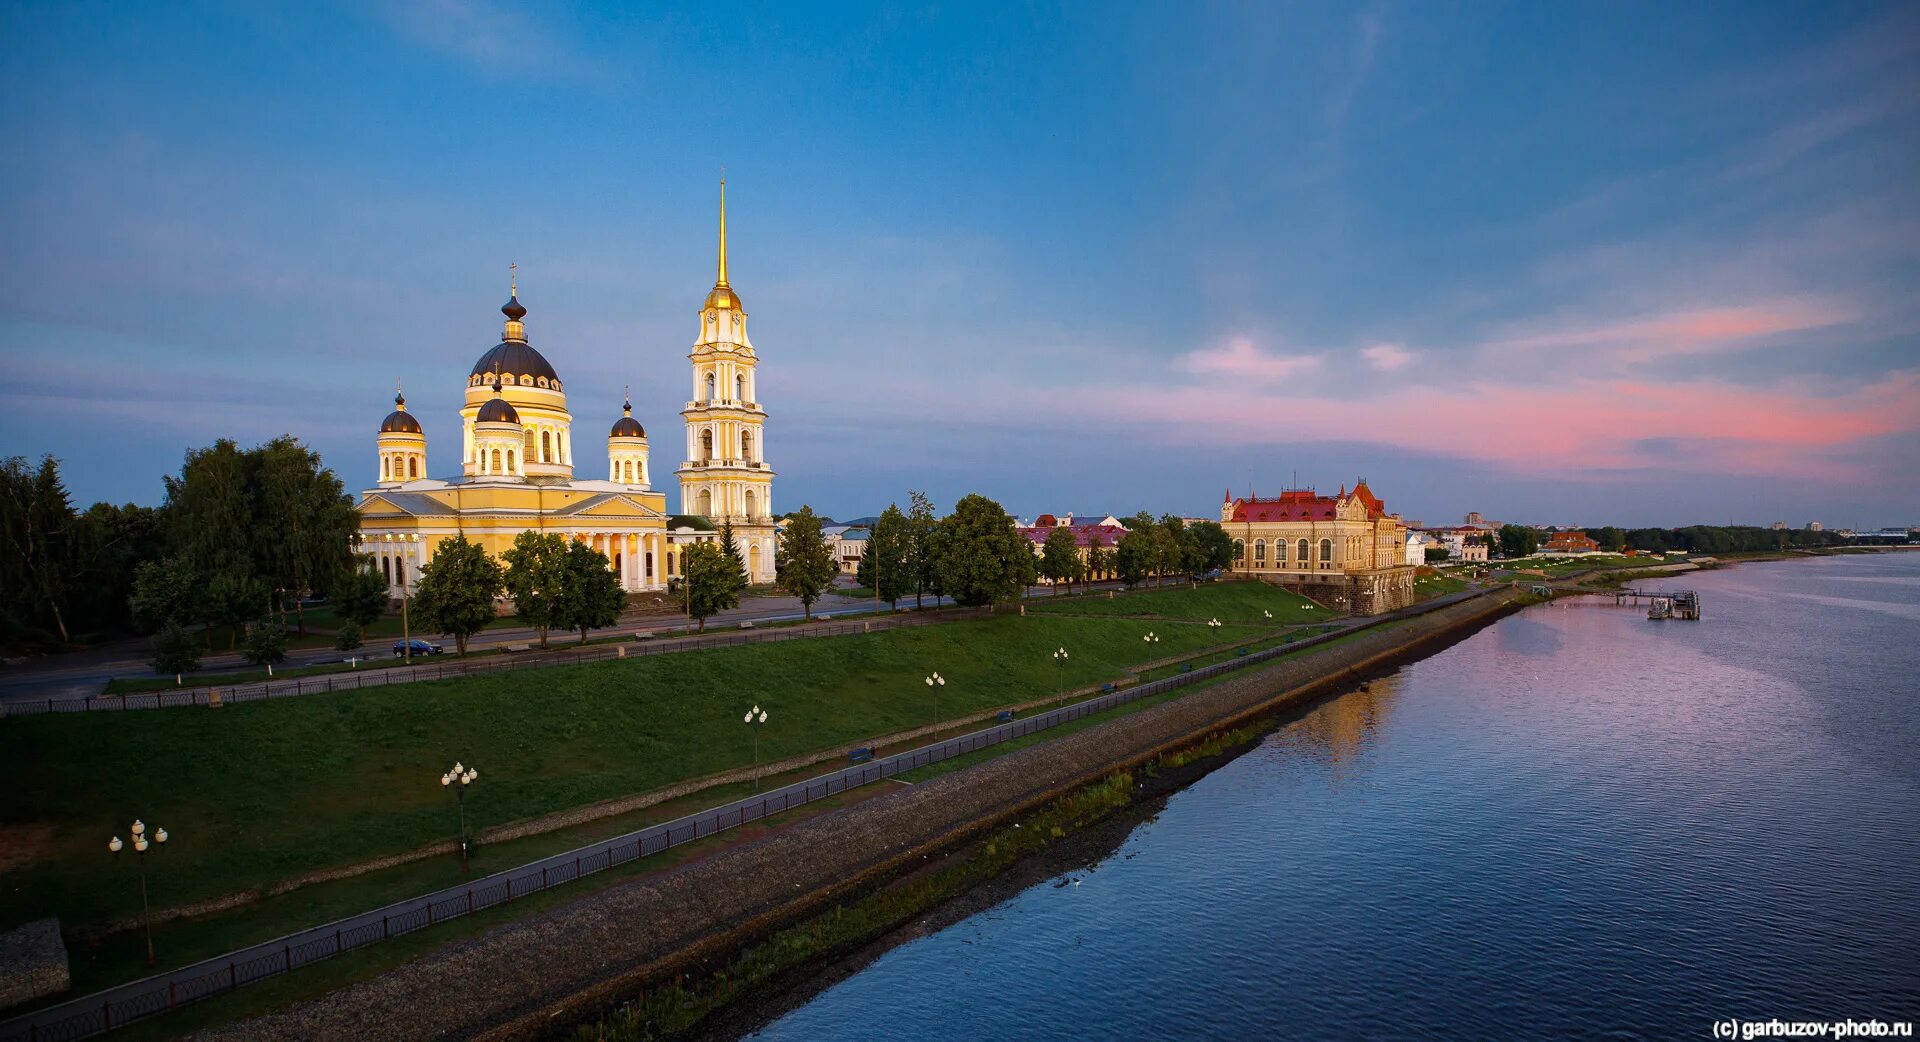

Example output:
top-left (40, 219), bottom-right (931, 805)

top-left (750, 554), bottom-right (1920, 1039)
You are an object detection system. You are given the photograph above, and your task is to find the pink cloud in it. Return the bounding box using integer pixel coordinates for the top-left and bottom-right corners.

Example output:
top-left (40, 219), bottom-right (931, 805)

top-left (1481, 298), bottom-right (1854, 363)
top-left (1179, 338), bottom-right (1321, 381)
top-left (1361, 343), bottom-right (1418, 371)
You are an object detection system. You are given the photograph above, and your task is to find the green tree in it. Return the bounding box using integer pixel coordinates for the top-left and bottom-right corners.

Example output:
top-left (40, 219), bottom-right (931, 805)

top-left (149, 621), bottom-right (202, 677)
top-left (932, 493), bottom-right (1033, 609)
top-left (680, 542), bottom-right (741, 631)
top-left (0, 455), bottom-right (76, 644)
top-left (1040, 526), bottom-right (1079, 595)
top-left (1425, 546), bottom-right (1451, 562)
top-left (332, 557), bottom-right (391, 636)
top-left (66, 501), bottom-right (165, 637)
top-left (1150, 515), bottom-right (1186, 585)
top-left (718, 521), bottom-right (748, 585)
top-left (904, 490), bottom-right (939, 609)
top-left (777, 506), bottom-right (838, 620)
top-left (254, 437), bottom-right (357, 633)
top-left (241, 617), bottom-right (288, 668)
top-left (1592, 526), bottom-right (1626, 553)
top-left (334, 623), bottom-right (364, 652)
top-left (501, 531), bottom-right (570, 648)
top-left (1498, 524), bottom-right (1540, 559)
top-left (1189, 520), bottom-right (1234, 572)
top-left (410, 535), bottom-right (504, 654)
top-left (1115, 529), bottom-right (1154, 586)
top-left (553, 541), bottom-right (626, 644)
top-left (1087, 542), bottom-right (1115, 583)
top-left (129, 556), bottom-right (202, 634)
top-left (205, 570), bottom-right (269, 650)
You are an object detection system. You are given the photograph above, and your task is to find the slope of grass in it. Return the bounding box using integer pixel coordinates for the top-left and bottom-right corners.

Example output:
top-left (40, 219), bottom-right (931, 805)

top-left (0, 607), bottom-right (1266, 938)
top-left (1028, 581), bottom-right (1333, 624)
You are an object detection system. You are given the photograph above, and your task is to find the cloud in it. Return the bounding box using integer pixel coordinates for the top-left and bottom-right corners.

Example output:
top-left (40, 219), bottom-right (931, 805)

top-left (369, 0), bottom-right (614, 83)
top-left (1178, 338), bottom-right (1322, 381)
top-left (1478, 299), bottom-right (1855, 365)
top-left (1361, 343), bottom-right (1417, 371)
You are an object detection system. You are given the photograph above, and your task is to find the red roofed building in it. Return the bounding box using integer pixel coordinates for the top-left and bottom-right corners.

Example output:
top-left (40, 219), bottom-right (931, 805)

top-left (1220, 478), bottom-right (1415, 614)
top-left (1543, 530), bottom-right (1599, 554)
top-left (1015, 515), bottom-right (1128, 583)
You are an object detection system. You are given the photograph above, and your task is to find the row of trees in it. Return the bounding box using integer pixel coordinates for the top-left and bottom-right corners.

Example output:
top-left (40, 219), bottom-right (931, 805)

top-left (419, 533), bottom-right (626, 653)
top-left (2, 456), bottom-right (167, 649)
top-left (1491, 523), bottom-right (1852, 559)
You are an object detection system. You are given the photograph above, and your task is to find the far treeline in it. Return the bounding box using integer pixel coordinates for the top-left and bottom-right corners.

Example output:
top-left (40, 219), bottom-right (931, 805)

top-left (2, 442), bottom-right (370, 670)
top-left (1486, 523), bottom-right (1854, 558)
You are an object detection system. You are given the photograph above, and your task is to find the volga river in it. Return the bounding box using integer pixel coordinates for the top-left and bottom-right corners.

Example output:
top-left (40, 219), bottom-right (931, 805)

top-left (752, 553), bottom-right (1920, 1040)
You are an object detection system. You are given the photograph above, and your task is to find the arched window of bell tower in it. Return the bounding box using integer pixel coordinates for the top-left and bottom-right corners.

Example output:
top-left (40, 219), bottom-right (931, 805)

top-left (408, 457), bottom-right (419, 479)
top-left (735, 374), bottom-right (744, 401)
top-left (705, 373), bottom-right (716, 402)
top-left (701, 429), bottom-right (713, 462)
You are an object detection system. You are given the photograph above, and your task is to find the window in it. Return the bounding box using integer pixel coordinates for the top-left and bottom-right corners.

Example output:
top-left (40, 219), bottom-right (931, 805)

top-left (698, 489), bottom-right (713, 516)
top-left (736, 374), bottom-right (745, 400)
top-left (491, 448), bottom-right (502, 472)
top-left (1253, 539), bottom-right (1267, 563)
top-left (382, 457), bottom-right (389, 479)
top-left (741, 430), bottom-right (753, 462)
top-left (701, 429), bottom-right (713, 461)
top-left (1298, 539), bottom-right (1310, 564)
top-left (705, 373), bottom-right (716, 401)
top-left (408, 457), bottom-right (418, 479)
top-left (382, 557), bottom-right (392, 584)
top-left (745, 490), bottom-right (757, 519)
top-left (507, 449), bottom-right (516, 473)
top-left (1320, 538), bottom-right (1332, 564)
top-left (541, 430), bottom-right (551, 462)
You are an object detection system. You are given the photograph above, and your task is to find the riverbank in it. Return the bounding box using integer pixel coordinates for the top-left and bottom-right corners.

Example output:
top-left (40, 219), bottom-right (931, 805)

top-left (188, 587), bottom-right (1522, 1042)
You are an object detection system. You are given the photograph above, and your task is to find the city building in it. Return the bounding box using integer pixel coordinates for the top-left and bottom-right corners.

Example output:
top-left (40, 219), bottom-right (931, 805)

top-left (1542, 530), bottom-right (1600, 554)
top-left (1442, 531), bottom-right (1490, 562)
top-left (825, 525), bottom-right (870, 575)
top-left (1017, 514), bottom-right (1128, 582)
top-left (1222, 481), bottom-right (1416, 615)
top-left (357, 185), bottom-right (767, 595)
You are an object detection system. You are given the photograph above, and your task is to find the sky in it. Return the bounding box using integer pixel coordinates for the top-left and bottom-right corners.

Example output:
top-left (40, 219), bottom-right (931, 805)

top-left (2, 1), bottom-right (1917, 529)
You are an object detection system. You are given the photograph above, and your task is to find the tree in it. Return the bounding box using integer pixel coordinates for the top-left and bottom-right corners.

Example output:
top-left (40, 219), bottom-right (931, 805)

top-left (680, 542), bottom-right (740, 631)
top-left (1497, 524), bottom-right (1540, 559)
top-left (332, 557), bottom-right (391, 637)
top-left (205, 570), bottom-right (268, 650)
top-left (1115, 529), bottom-right (1155, 587)
top-left (129, 556), bottom-right (202, 634)
top-left (718, 521), bottom-right (747, 584)
top-left (776, 506), bottom-right (838, 620)
top-left (1592, 526), bottom-right (1626, 553)
top-left (1189, 520), bottom-right (1234, 573)
top-left (932, 493), bottom-right (1032, 609)
top-left (553, 541), bottom-right (625, 644)
top-left (905, 490), bottom-right (939, 610)
top-left (1087, 543), bottom-right (1115, 583)
top-left (1150, 515), bottom-right (1186, 585)
top-left (335, 623), bottom-right (364, 652)
top-left (253, 437), bottom-right (357, 634)
top-left (1040, 527), bottom-right (1079, 595)
top-left (241, 617), bottom-right (288, 668)
top-left (501, 532), bottom-right (570, 648)
top-left (872, 507), bottom-right (909, 605)
top-left (410, 536), bottom-right (504, 654)
top-left (1425, 546), bottom-right (1451, 562)
top-left (0, 455), bottom-right (76, 644)
top-left (149, 621), bottom-right (202, 677)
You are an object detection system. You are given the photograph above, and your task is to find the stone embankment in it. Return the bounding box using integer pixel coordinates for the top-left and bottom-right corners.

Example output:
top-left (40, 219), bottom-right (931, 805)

top-left (197, 588), bottom-right (1522, 1042)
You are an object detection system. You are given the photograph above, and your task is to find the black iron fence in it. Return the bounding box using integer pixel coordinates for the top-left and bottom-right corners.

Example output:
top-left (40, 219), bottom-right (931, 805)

top-left (0, 588), bottom-right (1490, 1041)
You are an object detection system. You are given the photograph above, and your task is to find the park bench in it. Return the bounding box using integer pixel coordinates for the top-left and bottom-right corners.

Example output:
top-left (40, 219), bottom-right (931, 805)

top-left (738, 620), bottom-right (754, 630)
top-left (632, 630), bottom-right (655, 641)
top-left (848, 747), bottom-right (873, 764)
top-left (1180, 662), bottom-right (1194, 673)
top-left (1102, 682), bottom-right (1117, 694)
top-left (997, 709), bottom-right (1016, 722)
top-left (502, 643), bottom-right (530, 654)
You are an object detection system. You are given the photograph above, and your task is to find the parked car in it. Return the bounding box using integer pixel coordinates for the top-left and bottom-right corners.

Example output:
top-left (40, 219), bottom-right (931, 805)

top-left (392, 639), bottom-right (444, 658)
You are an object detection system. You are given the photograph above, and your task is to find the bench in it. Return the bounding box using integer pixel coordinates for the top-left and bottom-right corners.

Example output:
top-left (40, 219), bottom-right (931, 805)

top-left (1101, 682), bottom-right (1117, 694)
top-left (1179, 662), bottom-right (1194, 673)
top-left (632, 630), bottom-right (655, 641)
top-left (848, 747), bottom-right (873, 764)
top-left (738, 620), bottom-right (755, 630)
top-left (997, 709), bottom-right (1016, 722)
top-left (1237, 647), bottom-right (1249, 657)
top-left (501, 643), bottom-right (530, 654)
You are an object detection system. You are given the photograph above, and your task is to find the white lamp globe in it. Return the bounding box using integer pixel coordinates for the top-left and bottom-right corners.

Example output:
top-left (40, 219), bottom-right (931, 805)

top-left (155, 828), bottom-right (168, 844)
top-left (108, 836), bottom-right (122, 853)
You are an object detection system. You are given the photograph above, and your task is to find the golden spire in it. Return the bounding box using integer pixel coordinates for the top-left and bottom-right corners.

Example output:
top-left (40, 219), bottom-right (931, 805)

top-left (510, 261), bottom-right (518, 297)
top-left (716, 178), bottom-right (729, 287)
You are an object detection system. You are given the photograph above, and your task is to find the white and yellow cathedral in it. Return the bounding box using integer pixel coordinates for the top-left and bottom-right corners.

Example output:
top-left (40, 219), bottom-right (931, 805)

top-left (356, 183), bottom-right (777, 594)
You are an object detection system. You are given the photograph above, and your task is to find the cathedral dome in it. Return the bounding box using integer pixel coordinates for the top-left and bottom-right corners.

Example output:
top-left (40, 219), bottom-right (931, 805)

top-left (380, 392), bottom-right (422, 434)
top-left (476, 382), bottom-right (521, 424)
top-left (610, 397), bottom-right (645, 438)
top-left (470, 342), bottom-right (560, 387)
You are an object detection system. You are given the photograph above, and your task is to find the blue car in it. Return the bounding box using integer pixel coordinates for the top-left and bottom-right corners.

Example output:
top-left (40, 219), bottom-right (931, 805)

top-left (392, 638), bottom-right (444, 657)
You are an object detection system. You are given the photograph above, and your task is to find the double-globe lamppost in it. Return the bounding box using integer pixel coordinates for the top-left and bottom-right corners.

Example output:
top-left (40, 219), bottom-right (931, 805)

top-left (744, 706), bottom-right (769, 791)
top-left (108, 819), bottom-right (169, 966)
top-left (441, 762), bottom-right (478, 873)
top-left (924, 671), bottom-right (945, 727)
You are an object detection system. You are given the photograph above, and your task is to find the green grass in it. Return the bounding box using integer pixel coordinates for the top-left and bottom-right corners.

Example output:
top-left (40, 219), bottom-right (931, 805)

top-left (0, 603), bottom-right (1269, 947)
top-left (1028, 582), bottom-right (1333, 625)
top-left (1414, 574), bottom-right (1469, 599)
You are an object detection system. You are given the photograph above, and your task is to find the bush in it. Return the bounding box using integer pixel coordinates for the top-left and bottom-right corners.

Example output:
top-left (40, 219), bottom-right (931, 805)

top-left (334, 623), bottom-right (363, 652)
top-left (241, 618), bottom-right (288, 667)
top-left (149, 621), bottom-right (202, 676)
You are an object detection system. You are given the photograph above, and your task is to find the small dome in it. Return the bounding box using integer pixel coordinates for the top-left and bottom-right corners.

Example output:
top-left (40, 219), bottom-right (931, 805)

top-left (705, 284), bottom-right (742, 312)
top-left (501, 294), bottom-right (527, 322)
top-left (610, 396), bottom-right (645, 438)
top-left (476, 395), bottom-right (521, 424)
top-left (380, 409), bottom-right (422, 434)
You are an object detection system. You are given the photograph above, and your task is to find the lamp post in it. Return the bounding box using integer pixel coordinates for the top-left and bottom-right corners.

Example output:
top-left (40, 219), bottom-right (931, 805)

top-left (744, 706), bottom-right (769, 790)
top-left (441, 762), bottom-right (478, 873)
top-left (1053, 647), bottom-right (1070, 704)
top-left (1208, 617), bottom-right (1223, 633)
top-left (924, 672), bottom-right (944, 726)
top-left (400, 534), bottom-right (417, 663)
top-left (109, 819), bottom-right (168, 966)
top-left (1143, 631), bottom-right (1160, 646)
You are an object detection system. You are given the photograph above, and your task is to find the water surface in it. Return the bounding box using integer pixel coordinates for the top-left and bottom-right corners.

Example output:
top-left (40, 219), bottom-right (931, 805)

top-left (753, 554), bottom-right (1920, 1039)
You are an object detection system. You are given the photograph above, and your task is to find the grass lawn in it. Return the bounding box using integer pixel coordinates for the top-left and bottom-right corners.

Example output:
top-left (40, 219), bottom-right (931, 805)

top-left (100, 650), bottom-right (509, 696)
top-left (0, 602), bottom-right (1271, 945)
top-left (1028, 582), bottom-right (1334, 625)
top-left (1414, 574), bottom-right (1469, 599)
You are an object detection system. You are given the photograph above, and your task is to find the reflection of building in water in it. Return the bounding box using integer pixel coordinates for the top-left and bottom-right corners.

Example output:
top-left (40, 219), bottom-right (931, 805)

top-left (1287, 674), bottom-right (1403, 769)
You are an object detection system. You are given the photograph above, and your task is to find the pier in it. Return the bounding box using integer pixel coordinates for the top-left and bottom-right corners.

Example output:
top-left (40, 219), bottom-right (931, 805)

top-left (1609, 588), bottom-right (1702, 620)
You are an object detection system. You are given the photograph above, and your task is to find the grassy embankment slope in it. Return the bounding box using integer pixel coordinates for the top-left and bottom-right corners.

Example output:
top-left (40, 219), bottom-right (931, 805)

top-left (0, 583), bottom-right (1332, 964)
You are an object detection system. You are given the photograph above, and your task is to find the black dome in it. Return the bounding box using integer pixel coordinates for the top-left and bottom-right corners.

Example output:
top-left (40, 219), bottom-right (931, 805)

top-left (476, 396), bottom-right (521, 424)
top-left (380, 410), bottom-right (422, 434)
top-left (501, 294), bottom-right (527, 321)
top-left (470, 342), bottom-right (560, 386)
top-left (610, 415), bottom-right (645, 438)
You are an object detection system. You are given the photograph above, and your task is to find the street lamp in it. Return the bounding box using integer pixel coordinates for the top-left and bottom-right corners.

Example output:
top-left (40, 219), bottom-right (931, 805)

top-left (924, 672), bottom-right (945, 726)
top-left (1053, 647), bottom-right (1070, 703)
top-left (1208, 617), bottom-right (1223, 632)
top-left (1143, 631), bottom-right (1160, 645)
top-left (1263, 609), bottom-right (1273, 620)
top-left (109, 818), bottom-right (169, 966)
top-left (441, 762), bottom-right (478, 874)
top-left (744, 706), bottom-right (769, 791)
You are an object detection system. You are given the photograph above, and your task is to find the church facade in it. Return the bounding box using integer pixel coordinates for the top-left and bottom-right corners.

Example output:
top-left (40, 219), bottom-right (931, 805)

top-left (356, 185), bottom-right (773, 595)
top-left (1222, 480), bottom-right (1416, 615)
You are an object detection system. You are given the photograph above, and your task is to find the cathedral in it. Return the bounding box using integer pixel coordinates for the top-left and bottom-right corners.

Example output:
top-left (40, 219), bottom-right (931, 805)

top-left (355, 183), bottom-right (777, 595)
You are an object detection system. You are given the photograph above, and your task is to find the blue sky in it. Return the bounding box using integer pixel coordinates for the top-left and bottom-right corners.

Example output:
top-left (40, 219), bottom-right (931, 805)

top-left (3, 1), bottom-right (1916, 527)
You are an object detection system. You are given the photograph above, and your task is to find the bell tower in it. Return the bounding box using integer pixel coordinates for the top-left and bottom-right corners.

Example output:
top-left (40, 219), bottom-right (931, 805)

top-left (678, 180), bottom-right (776, 582)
